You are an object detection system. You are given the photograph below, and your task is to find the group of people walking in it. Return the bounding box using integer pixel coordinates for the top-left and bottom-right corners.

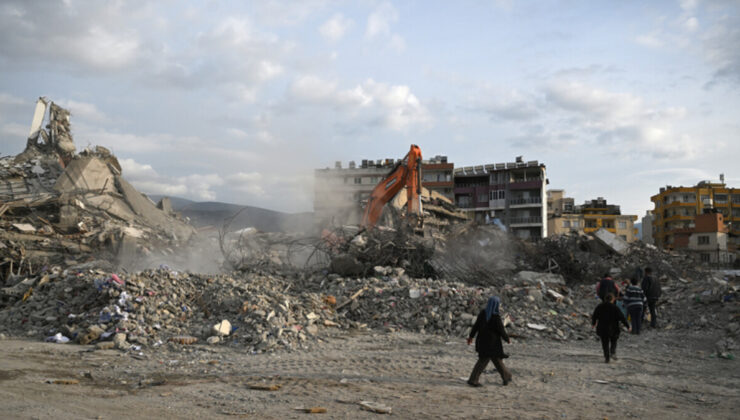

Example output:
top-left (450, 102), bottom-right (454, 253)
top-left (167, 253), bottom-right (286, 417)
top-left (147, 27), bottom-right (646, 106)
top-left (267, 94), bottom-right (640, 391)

top-left (591, 266), bottom-right (661, 362)
top-left (465, 267), bottom-right (663, 386)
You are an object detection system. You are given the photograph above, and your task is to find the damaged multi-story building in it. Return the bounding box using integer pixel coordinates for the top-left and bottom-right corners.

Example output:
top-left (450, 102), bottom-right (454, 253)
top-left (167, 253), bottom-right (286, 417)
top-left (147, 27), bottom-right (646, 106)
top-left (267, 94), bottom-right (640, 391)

top-left (547, 193), bottom-right (638, 242)
top-left (453, 157), bottom-right (547, 240)
top-left (313, 155), bottom-right (454, 227)
top-left (650, 175), bottom-right (739, 255)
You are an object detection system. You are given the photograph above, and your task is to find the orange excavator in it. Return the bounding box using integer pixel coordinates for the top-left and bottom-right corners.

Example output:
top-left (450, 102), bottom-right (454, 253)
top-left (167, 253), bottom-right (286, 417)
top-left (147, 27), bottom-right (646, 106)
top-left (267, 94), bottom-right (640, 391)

top-left (361, 144), bottom-right (423, 230)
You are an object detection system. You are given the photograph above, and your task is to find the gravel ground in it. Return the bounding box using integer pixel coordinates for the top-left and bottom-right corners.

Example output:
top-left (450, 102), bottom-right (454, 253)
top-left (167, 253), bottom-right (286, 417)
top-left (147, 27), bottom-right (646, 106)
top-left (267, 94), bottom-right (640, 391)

top-left (0, 326), bottom-right (737, 419)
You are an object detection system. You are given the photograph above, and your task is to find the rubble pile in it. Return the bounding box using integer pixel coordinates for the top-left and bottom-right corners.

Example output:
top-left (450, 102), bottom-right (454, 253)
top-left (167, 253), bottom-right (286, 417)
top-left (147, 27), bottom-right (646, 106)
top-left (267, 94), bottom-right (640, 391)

top-left (1, 98), bottom-right (196, 283)
top-left (531, 230), bottom-right (712, 284)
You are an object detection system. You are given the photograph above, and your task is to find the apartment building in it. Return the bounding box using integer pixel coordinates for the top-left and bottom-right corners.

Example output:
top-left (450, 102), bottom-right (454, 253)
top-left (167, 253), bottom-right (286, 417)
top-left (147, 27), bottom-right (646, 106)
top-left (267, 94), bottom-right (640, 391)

top-left (650, 176), bottom-right (740, 250)
top-left (313, 155), bottom-right (454, 227)
top-left (453, 156), bottom-right (547, 239)
top-left (548, 195), bottom-right (639, 242)
top-left (671, 211), bottom-right (734, 265)
top-left (641, 210), bottom-right (655, 245)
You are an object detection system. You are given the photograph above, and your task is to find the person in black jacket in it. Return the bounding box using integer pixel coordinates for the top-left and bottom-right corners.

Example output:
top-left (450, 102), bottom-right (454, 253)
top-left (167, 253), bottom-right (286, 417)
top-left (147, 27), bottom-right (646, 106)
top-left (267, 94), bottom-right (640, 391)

top-left (592, 293), bottom-right (631, 363)
top-left (641, 267), bottom-right (661, 328)
top-left (466, 296), bottom-right (512, 386)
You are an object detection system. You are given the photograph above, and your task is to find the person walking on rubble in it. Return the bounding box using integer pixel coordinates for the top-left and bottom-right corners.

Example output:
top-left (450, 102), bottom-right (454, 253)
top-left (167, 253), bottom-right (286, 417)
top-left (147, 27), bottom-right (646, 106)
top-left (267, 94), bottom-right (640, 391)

top-left (623, 277), bottom-right (646, 334)
top-left (466, 296), bottom-right (512, 387)
top-left (641, 267), bottom-right (662, 328)
top-left (591, 293), bottom-right (631, 363)
top-left (596, 273), bottom-right (619, 302)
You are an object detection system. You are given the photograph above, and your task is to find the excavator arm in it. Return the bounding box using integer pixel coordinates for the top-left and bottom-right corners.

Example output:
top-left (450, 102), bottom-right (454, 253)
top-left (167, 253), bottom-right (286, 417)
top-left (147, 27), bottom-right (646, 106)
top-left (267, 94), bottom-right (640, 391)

top-left (361, 144), bottom-right (423, 230)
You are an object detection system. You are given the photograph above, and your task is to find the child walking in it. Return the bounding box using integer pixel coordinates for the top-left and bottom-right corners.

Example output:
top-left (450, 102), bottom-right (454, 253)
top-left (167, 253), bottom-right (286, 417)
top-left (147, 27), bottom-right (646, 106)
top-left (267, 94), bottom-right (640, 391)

top-left (591, 293), bottom-right (630, 363)
top-left (622, 277), bottom-right (646, 334)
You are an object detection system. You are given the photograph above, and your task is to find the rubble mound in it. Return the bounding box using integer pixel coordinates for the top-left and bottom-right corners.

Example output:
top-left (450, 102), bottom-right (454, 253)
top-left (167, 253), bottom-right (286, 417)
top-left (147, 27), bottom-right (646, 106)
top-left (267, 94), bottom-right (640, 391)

top-left (1, 98), bottom-right (196, 283)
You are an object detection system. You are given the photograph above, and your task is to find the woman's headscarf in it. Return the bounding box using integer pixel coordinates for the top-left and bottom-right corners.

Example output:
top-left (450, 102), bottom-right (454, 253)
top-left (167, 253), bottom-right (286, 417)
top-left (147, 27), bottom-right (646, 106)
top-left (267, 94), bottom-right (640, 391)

top-left (485, 296), bottom-right (501, 321)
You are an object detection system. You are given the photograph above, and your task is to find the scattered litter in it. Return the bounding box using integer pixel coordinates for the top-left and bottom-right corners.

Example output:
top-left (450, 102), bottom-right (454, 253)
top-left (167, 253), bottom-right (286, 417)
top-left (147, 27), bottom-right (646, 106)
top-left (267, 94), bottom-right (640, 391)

top-left (359, 401), bottom-right (392, 414)
top-left (247, 383), bottom-right (281, 391)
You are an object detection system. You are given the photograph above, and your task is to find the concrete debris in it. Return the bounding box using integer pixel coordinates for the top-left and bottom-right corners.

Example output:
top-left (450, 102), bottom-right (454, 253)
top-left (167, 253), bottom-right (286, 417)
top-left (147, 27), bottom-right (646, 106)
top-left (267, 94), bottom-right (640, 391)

top-left (1, 99), bottom-right (196, 283)
top-left (593, 228), bottom-right (629, 255)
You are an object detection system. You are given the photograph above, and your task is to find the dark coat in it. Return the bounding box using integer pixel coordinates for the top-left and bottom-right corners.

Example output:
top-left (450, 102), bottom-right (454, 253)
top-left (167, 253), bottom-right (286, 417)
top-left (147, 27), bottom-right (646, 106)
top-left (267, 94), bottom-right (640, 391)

top-left (591, 301), bottom-right (629, 338)
top-left (641, 275), bottom-right (662, 300)
top-left (468, 310), bottom-right (509, 358)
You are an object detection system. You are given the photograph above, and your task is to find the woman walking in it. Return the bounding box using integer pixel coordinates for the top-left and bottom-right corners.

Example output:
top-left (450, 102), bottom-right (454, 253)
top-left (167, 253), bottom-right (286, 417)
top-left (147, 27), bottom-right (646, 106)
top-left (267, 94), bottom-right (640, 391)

top-left (466, 296), bottom-right (512, 387)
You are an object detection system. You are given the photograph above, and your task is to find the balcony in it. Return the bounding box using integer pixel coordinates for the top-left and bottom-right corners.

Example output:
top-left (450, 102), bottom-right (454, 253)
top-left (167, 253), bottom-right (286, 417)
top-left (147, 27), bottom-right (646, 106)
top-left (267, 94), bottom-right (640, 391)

top-left (509, 197), bottom-right (542, 207)
top-left (510, 216), bottom-right (542, 226)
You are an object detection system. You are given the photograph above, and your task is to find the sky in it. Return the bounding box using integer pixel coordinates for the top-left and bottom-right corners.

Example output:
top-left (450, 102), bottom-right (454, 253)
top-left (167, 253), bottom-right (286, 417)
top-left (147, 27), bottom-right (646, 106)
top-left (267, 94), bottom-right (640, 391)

top-left (0, 0), bottom-right (738, 216)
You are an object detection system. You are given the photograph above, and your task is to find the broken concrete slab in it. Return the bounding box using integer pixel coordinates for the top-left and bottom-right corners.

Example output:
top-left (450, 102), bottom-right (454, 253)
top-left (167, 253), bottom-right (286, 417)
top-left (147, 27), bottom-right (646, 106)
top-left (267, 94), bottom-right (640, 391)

top-left (593, 228), bottom-right (629, 255)
top-left (514, 271), bottom-right (565, 286)
top-left (54, 157), bottom-right (116, 194)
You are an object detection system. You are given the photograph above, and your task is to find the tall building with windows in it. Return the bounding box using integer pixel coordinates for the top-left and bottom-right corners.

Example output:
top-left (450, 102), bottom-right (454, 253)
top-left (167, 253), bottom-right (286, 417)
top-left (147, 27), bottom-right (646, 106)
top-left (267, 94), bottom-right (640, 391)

top-left (548, 194), bottom-right (638, 242)
top-left (650, 176), bottom-right (739, 251)
top-left (453, 156), bottom-right (547, 239)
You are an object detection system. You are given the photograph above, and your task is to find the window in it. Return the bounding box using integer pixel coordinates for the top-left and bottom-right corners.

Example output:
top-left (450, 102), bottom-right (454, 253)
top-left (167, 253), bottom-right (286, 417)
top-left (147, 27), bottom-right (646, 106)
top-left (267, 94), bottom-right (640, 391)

top-left (698, 235), bottom-right (710, 245)
top-left (370, 177), bottom-right (379, 183)
top-left (700, 253), bottom-right (710, 262)
top-left (479, 194), bottom-right (487, 203)
top-left (715, 194), bottom-right (728, 203)
top-left (683, 194), bottom-right (695, 202)
top-left (733, 194), bottom-right (740, 204)
top-left (619, 235), bottom-right (627, 240)
top-left (572, 220), bottom-right (579, 228)
top-left (499, 190), bottom-right (505, 199)
top-left (343, 177), bottom-right (349, 184)
top-left (563, 220), bottom-right (571, 228)
top-left (619, 221), bottom-right (627, 229)
top-left (354, 177), bottom-right (362, 184)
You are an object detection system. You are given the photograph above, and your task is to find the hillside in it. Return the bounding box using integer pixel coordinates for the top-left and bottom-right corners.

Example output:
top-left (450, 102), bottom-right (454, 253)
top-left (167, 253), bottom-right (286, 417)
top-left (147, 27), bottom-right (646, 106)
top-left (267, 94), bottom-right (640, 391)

top-left (148, 195), bottom-right (313, 233)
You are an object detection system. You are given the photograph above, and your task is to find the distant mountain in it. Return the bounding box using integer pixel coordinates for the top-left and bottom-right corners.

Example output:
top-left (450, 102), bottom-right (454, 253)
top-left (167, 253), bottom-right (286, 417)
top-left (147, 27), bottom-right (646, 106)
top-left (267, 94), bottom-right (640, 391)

top-left (148, 195), bottom-right (313, 233)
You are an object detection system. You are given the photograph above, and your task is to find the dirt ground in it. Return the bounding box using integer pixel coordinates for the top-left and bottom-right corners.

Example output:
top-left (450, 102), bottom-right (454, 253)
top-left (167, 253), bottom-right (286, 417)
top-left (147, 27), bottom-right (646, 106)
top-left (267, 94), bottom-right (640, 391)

top-left (0, 327), bottom-right (737, 420)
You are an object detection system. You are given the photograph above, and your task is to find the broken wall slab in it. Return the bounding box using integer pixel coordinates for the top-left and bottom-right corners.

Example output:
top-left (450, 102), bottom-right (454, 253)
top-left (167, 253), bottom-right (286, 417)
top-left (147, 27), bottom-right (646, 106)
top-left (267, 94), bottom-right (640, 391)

top-left (593, 228), bottom-right (629, 255)
top-left (54, 157), bottom-right (116, 194)
top-left (115, 176), bottom-right (195, 241)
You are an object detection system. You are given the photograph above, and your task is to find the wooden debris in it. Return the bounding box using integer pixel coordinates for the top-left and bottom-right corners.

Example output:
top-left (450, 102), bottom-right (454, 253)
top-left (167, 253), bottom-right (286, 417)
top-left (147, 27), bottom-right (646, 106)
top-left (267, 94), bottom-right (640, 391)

top-left (247, 383), bottom-right (281, 391)
top-left (294, 407), bottom-right (328, 414)
top-left (168, 335), bottom-right (198, 345)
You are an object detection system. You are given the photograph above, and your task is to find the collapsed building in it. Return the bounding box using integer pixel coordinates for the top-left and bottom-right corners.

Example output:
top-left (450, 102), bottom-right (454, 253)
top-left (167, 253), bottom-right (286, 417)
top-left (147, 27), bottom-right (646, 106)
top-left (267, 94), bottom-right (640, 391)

top-left (1, 98), bottom-right (195, 284)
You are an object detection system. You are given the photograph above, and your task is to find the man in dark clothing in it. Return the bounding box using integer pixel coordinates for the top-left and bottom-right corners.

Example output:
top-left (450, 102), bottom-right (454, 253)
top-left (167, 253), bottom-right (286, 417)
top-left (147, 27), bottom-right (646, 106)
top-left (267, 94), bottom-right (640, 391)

top-left (641, 267), bottom-right (661, 328)
top-left (467, 296), bottom-right (512, 386)
top-left (596, 274), bottom-right (619, 302)
top-left (592, 293), bottom-right (630, 363)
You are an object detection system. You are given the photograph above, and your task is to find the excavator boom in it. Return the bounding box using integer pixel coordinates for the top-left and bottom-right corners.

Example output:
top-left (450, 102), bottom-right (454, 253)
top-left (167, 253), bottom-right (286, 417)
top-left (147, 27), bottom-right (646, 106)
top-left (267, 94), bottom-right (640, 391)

top-left (361, 145), bottom-right (422, 229)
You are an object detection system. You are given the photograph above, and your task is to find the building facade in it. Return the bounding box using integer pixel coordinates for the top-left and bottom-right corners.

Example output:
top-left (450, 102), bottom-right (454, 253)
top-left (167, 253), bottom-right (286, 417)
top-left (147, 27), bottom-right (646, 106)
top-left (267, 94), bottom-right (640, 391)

top-left (548, 195), bottom-right (639, 242)
top-left (641, 210), bottom-right (655, 245)
top-left (650, 178), bottom-right (740, 251)
top-left (453, 156), bottom-right (547, 239)
top-left (671, 212), bottom-right (735, 265)
top-left (313, 155), bottom-right (454, 227)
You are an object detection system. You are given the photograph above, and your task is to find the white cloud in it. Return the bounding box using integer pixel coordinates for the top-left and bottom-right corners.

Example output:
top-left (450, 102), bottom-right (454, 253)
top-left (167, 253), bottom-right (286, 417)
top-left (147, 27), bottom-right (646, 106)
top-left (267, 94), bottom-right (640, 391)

top-left (319, 13), bottom-right (353, 42)
top-left (635, 34), bottom-right (664, 48)
top-left (365, 2), bottom-right (405, 52)
top-left (120, 158), bottom-right (224, 201)
top-left (288, 75), bottom-right (430, 131)
top-left (702, 15), bottom-right (740, 86)
top-left (59, 100), bottom-right (109, 123)
top-left (0, 2), bottom-right (143, 72)
top-left (468, 86), bottom-right (540, 121)
top-left (366, 2), bottom-right (398, 38)
top-left (226, 172), bottom-right (265, 195)
top-left (543, 80), bottom-right (694, 159)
